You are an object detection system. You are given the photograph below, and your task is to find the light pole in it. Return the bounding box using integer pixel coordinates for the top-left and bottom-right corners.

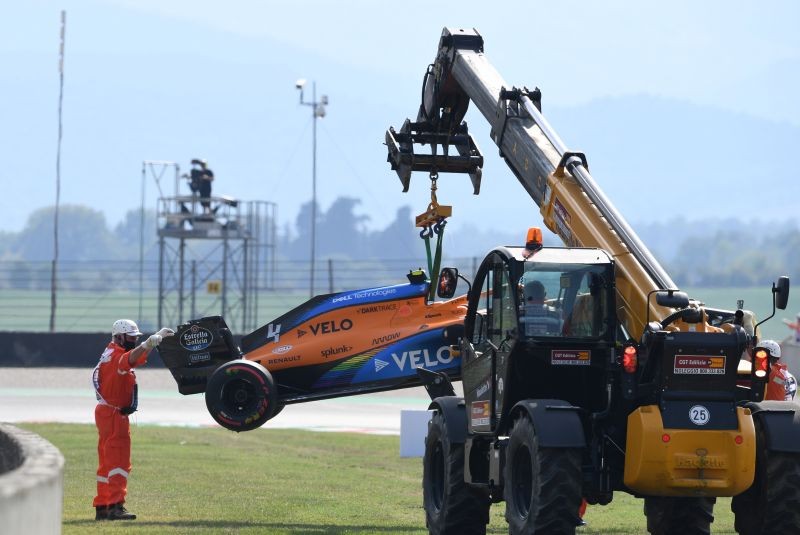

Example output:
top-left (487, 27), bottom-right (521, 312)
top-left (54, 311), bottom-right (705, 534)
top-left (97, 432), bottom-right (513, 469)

top-left (296, 79), bottom-right (328, 297)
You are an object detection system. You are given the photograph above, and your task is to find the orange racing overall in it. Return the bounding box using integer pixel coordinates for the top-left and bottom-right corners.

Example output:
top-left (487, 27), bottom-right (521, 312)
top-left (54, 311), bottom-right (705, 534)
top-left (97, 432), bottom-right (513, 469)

top-left (92, 342), bottom-right (145, 508)
top-left (766, 362), bottom-right (794, 401)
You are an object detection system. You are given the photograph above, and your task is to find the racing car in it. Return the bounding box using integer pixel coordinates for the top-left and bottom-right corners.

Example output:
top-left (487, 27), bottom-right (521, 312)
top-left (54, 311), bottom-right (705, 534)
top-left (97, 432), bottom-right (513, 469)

top-left (157, 270), bottom-right (467, 431)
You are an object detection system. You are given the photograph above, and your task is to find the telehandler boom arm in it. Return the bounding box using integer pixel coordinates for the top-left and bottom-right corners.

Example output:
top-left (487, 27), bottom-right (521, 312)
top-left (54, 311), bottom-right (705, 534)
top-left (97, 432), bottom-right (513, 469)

top-left (387, 27), bottom-right (677, 339)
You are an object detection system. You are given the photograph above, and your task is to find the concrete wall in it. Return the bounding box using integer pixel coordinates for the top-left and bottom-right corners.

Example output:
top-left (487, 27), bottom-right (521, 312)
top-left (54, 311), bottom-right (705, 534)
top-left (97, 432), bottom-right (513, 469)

top-left (0, 424), bottom-right (64, 535)
top-left (0, 332), bottom-right (164, 367)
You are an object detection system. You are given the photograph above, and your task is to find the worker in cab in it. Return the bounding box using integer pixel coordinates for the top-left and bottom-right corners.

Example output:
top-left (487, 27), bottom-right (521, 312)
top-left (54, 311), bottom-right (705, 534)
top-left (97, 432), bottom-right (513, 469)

top-left (762, 339), bottom-right (797, 401)
top-left (520, 280), bottom-right (561, 336)
top-left (521, 280), bottom-right (556, 314)
top-left (93, 319), bottom-right (174, 521)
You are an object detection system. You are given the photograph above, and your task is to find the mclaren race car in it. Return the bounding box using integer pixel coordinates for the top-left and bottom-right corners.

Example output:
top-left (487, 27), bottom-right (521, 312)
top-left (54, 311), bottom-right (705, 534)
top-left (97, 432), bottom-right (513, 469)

top-left (158, 270), bottom-right (467, 431)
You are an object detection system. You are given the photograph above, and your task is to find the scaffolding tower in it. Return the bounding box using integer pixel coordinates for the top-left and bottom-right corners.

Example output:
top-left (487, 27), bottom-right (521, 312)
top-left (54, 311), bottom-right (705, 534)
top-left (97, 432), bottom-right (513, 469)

top-left (155, 170), bottom-right (276, 334)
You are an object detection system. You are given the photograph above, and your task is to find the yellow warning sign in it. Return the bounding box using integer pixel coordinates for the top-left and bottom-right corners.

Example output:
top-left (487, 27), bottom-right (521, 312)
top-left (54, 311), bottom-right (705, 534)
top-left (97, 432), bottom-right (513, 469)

top-left (207, 280), bottom-right (222, 294)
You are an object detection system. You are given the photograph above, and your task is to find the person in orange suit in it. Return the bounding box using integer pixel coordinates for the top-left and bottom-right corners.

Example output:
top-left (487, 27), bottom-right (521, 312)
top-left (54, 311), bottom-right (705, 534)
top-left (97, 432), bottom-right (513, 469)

top-left (92, 319), bottom-right (174, 521)
top-left (577, 498), bottom-right (588, 526)
top-left (784, 313), bottom-right (800, 343)
top-left (762, 339), bottom-right (797, 402)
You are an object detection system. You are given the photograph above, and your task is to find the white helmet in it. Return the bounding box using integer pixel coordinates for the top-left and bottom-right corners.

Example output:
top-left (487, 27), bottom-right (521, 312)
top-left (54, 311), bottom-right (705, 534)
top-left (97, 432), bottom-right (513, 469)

top-left (112, 319), bottom-right (142, 337)
top-left (761, 339), bottom-right (781, 360)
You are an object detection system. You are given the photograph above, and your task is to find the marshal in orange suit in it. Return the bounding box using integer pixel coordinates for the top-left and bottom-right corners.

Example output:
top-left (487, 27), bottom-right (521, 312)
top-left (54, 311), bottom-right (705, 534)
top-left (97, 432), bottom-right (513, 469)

top-left (92, 319), bottom-right (174, 521)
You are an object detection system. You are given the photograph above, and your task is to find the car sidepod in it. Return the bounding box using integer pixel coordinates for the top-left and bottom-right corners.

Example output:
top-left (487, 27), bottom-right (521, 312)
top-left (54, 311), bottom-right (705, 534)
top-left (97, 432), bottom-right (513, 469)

top-left (242, 282), bottom-right (466, 403)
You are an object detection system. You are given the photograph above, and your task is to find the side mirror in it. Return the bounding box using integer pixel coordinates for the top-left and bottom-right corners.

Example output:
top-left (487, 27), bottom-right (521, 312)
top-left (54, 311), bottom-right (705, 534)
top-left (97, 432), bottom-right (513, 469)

top-left (655, 290), bottom-right (690, 309)
top-left (755, 276), bottom-right (791, 333)
top-left (776, 276), bottom-right (790, 310)
top-left (437, 267), bottom-right (459, 299)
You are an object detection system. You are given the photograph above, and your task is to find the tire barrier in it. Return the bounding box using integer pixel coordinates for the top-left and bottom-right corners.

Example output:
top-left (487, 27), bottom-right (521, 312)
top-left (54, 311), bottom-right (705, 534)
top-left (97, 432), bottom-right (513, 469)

top-left (0, 424), bottom-right (64, 535)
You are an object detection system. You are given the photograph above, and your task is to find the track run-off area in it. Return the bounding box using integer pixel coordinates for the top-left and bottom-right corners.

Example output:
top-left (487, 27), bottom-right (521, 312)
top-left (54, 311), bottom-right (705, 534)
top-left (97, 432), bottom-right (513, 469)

top-left (0, 367), bottom-right (442, 435)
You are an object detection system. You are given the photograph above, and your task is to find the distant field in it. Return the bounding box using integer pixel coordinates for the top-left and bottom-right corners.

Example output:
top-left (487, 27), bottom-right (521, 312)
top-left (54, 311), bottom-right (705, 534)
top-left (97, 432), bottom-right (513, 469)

top-left (684, 286), bottom-right (798, 342)
top-left (22, 423), bottom-right (739, 534)
top-left (0, 289), bottom-right (307, 334)
top-left (1, 286), bottom-right (795, 340)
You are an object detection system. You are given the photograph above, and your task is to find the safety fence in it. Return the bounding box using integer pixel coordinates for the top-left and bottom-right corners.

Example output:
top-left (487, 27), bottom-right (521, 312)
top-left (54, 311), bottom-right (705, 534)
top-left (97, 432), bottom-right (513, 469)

top-left (0, 257), bottom-right (481, 334)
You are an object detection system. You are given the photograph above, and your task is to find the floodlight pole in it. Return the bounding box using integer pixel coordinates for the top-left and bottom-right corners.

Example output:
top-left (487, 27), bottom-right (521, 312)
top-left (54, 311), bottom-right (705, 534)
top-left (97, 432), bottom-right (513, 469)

top-left (297, 80), bottom-right (327, 298)
top-left (50, 10), bottom-right (66, 333)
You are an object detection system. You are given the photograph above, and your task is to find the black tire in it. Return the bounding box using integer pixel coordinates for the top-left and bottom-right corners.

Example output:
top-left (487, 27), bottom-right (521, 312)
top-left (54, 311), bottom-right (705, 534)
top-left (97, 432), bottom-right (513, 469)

top-left (504, 415), bottom-right (582, 535)
top-left (270, 402), bottom-right (285, 420)
top-left (732, 422), bottom-right (800, 534)
top-left (423, 412), bottom-right (490, 535)
top-left (205, 360), bottom-right (278, 432)
top-left (643, 496), bottom-right (715, 535)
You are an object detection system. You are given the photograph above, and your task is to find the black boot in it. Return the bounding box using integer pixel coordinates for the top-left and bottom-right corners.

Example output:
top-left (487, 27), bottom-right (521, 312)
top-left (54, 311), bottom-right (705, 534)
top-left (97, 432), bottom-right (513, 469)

top-left (107, 502), bottom-right (137, 520)
top-left (95, 505), bottom-right (109, 520)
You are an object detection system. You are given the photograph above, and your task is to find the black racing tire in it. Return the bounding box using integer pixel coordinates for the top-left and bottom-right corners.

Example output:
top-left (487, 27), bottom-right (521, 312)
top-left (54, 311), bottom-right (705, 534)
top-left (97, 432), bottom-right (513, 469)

top-left (423, 411), bottom-right (490, 535)
top-left (270, 402), bottom-right (285, 420)
top-left (205, 360), bottom-right (278, 432)
top-left (504, 415), bottom-right (582, 535)
top-left (732, 422), bottom-right (800, 534)
top-left (644, 496), bottom-right (715, 535)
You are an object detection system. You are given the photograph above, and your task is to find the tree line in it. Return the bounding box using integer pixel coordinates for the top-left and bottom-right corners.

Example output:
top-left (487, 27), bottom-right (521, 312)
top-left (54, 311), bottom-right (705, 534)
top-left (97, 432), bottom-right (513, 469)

top-left (0, 200), bottom-right (797, 288)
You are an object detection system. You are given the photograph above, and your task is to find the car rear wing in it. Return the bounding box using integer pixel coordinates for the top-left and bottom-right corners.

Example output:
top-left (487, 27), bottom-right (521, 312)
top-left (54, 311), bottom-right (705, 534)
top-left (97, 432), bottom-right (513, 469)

top-left (156, 315), bottom-right (240, 395)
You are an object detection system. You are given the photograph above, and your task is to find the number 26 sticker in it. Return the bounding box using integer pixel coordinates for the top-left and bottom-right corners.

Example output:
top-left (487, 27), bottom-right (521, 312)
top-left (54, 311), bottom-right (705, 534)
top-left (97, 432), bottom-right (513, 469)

top-left (689, 405), bottom-right (710, 426)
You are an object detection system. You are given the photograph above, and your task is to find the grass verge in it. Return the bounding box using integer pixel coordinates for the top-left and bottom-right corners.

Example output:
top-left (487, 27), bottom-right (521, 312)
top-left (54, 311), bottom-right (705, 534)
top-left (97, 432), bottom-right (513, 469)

top-left (21, 423), bottom-right (738, 534)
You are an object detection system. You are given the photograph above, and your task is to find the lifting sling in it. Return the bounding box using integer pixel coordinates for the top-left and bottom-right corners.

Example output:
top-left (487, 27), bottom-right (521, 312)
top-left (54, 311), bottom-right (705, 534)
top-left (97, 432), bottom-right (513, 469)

top-left (416, 172), bottom-right (451, 301)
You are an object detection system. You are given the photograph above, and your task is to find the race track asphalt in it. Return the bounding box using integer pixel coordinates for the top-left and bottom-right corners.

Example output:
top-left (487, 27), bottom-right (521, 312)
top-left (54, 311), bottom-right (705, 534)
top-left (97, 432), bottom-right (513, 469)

top-left (0, 367), bottom-right (454, 435)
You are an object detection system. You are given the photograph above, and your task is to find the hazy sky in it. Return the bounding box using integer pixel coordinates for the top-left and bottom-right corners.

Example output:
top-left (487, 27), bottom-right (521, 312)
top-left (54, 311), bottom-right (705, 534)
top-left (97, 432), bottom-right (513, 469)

top-left (104, 0), bottom-right (800, 119)
top-left (2, 0), bottom-right (798, 236)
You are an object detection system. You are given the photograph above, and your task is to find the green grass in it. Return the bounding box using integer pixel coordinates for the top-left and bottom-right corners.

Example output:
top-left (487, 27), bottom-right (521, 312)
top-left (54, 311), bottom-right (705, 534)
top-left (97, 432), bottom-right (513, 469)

top-left (0, 289), bottom-right (308, 333)
top-left (20, 423), bottom-right (740, 534)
